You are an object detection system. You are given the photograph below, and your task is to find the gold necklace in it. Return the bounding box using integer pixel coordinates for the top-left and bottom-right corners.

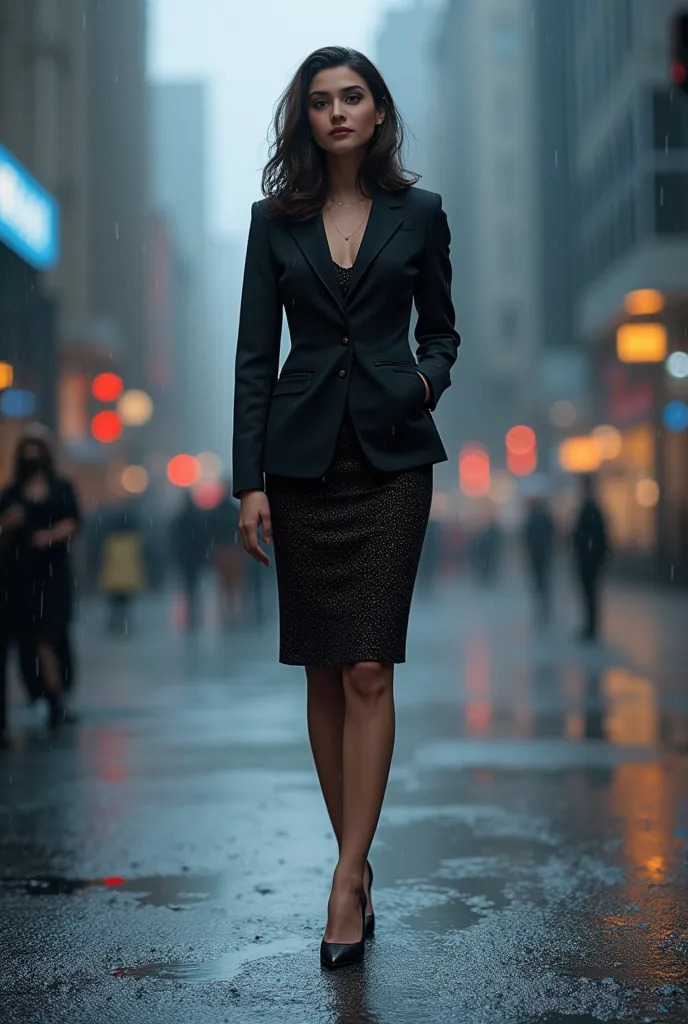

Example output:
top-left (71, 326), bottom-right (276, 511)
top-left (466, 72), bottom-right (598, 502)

top-left (327, 204), bottom-right (369, 242)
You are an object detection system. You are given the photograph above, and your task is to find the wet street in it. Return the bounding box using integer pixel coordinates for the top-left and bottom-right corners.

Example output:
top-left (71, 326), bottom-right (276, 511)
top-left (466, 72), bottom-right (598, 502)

top-left (2, 565), bottom-right (687, 1024)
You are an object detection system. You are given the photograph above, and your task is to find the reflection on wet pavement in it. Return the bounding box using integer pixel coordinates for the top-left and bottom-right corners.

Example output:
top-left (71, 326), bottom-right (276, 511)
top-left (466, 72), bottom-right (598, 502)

top-left (1, 578), bottom-right (687, 1023)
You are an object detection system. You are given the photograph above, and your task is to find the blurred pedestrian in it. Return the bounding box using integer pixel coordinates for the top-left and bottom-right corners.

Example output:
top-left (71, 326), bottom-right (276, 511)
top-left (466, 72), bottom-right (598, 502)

top-left (471, 517), bottom-right (502, 584)
top-left (571, 475), bottom-right (610, 641)
top-left (232, 48), bottom-right (459, 968)
top-left (98, 505), bottom-right (146, 634)
top-left (522, 497), bottom-right (556, 626)
top-left (209, 485), bottom-right (243, 627)
top-left (171, 492), bottom-right (209, 630)
top-left (0, 427), bottom-right (80, 734)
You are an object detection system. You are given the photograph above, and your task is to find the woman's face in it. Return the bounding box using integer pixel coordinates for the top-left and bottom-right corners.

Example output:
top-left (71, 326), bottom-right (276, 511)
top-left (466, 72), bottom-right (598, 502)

top-left (307, 65), bottom-right (384, 157)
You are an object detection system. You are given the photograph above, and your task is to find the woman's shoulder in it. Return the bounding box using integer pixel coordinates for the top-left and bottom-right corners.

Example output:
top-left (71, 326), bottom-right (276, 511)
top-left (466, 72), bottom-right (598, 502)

top-left (404, 185), bottom-right (443, 214)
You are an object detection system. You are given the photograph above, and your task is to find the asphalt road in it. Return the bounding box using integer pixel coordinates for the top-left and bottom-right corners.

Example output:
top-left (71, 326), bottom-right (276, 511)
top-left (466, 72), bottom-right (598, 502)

top-left (1, 565), bottom-right (687, 1023)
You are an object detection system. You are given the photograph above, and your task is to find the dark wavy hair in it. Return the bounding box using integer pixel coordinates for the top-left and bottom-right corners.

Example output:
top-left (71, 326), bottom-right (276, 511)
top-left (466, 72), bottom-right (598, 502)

top-left (262, 46), bottom-right (419, 220)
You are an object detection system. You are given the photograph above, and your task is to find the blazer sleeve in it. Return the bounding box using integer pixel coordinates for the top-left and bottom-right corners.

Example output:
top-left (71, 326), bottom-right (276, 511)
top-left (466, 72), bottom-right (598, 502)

top-left (413, 194), bottom-right (461, 411)
top-left (232, 202), bottom-right (283, 498)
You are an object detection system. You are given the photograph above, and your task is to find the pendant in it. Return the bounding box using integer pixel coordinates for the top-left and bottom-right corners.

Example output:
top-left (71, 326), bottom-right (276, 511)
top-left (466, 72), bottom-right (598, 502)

top-left (344, 234), bottom-right (350, 241)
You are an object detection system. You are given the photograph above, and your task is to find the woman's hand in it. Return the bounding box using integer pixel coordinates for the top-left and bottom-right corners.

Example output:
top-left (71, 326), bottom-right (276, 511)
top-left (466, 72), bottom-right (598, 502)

top-left (239, 490), bottom-right (272, 566)
top-left (417, 371), bottom-right (431, 406)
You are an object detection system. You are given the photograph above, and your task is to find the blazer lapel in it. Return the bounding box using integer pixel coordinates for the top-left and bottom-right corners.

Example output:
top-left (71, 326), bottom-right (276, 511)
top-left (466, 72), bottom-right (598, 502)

top-left (345, 188), bottom-right (407, 302)
top-left (287, 213), bottom-right (344, 312)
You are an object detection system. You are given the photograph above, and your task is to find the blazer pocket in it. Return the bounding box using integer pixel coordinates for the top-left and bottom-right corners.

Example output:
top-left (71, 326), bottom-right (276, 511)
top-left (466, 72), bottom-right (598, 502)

top-left (272, 371), bottom-right (312, 396)
top-left (373, 360), bottom-right (418, 368)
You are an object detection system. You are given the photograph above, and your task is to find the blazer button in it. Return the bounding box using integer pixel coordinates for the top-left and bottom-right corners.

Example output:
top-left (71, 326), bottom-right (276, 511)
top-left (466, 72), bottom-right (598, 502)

top-left (338, 369), bottom-right (347, 378)
top-left (342, 336), bottom-right (349, 345)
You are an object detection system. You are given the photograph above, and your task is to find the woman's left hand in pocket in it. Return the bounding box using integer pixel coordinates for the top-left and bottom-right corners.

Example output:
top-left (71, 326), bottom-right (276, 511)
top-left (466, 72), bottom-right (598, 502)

top-left (417, 372), bottom-right (431, 406)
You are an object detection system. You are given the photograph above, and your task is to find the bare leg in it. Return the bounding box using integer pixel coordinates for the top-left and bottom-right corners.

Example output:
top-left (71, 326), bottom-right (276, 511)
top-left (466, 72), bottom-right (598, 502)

top-left (307, 666), bottom-right (375, 921)
top-left (324, 660), bottom-right (394, 943)
top-left (306, 666), bottom-right (345, 843)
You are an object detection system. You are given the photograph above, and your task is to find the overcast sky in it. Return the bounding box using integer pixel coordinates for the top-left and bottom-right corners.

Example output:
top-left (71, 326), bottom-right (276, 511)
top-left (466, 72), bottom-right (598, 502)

top-left (148, 0), bottom-right (390, 236)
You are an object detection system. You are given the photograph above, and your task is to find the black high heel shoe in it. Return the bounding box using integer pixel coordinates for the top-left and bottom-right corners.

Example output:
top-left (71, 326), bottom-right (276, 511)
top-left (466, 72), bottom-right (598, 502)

top-left (320, 890), bottom-right (366, 969)
top-left (364, 860), bottom-right (375, 938)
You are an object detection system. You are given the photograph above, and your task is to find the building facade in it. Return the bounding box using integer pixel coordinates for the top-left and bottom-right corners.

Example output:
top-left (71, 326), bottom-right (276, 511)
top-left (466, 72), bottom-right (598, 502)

top-left (427, 0), bottom-right (543, 494)
top-left (150, 81), bottom-right (213, 456)
top-left (0, 0), bottom-right (149, 505)
top-left (570, 0), bottom-right (688, 581)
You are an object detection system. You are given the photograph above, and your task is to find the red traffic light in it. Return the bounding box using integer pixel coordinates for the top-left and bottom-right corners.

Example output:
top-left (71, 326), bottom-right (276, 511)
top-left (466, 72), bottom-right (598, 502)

top-left (672, 60), bottom-right (687, 85)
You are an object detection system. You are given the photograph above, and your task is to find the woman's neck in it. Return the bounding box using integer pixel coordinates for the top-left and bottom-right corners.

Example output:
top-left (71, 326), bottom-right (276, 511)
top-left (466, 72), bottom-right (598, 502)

top-left (326, 151), bottom-right (368, 204)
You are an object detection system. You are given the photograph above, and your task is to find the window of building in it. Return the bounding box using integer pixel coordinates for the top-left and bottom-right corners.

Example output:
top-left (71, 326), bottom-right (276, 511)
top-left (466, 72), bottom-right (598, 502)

top-left (654, 173), bottom-right (688, 234)
top-left (652, 88), bottom-right (688, 151)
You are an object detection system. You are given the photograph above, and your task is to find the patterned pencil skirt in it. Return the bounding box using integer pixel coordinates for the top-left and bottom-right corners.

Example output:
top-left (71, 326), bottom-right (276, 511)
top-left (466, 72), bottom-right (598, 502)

top-left (265, 408), bottom-right (433, 667)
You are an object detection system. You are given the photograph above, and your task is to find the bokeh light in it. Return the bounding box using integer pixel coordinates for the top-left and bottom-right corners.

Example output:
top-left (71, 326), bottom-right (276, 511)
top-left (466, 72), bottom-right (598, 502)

top-left (92, 372), bottom-right (124, 402)
top-left (635, 478), bottom-right (660, 508)
top-left (459, 444), bottom-right (491, 498)
top-left (559, 436), bottom-right (602, 473)
top-left (506, 425), bottom-right (536, 455)
top-left (0, 388), bottom-right (36, 417)
top-left (121, 465), bottom-right (149, 494)
top-left (91, 410), bottom-right (123, 443)
top-left (192, 480), bottom-right (225, 510)
top-left (617, 323), bottom-right (667, 363)
top-left (549, 400), bottom-right (577, 429)
top-left (197, 451), bottom-right (223, 481)
top-left (0, 362), bottom-right (14, 389)
top-left (664, 400), bottom-right (688, 432)
top-left (489, 472), bottom-right (515, 504)
top-left (117, 389), bottom-right (153, 426)
top-left (167, 454), bottom-right (201, 487)
top-left (623, 289), bottom-right (665, 316)
top-left (592, 425), bottom-right (623, 460)
top-left (666, 351), bottom-right (688, 379)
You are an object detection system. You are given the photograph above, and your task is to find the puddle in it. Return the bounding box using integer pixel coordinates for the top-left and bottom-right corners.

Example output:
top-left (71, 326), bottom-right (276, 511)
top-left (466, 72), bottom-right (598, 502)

top-left (0, 872), bottom-right (224, 907)
top-left (113, 936), bottom-right (311, 982)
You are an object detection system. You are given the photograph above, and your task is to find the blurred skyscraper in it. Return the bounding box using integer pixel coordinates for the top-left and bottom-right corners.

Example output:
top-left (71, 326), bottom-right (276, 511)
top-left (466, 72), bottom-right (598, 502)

top-left (374, 0), bottom-right (440, 178)
top-left (427, 0), bottom-right (543, 493)
top-left (0, 0), bottom-right (148, 505)
top-left (568, 0), bottom-right (688, 582)
top-left (150, 81), bottom-right (214, 455)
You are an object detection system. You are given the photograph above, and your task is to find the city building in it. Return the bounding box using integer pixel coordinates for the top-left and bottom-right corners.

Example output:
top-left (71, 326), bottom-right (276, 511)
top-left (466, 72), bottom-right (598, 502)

top-left (373, 0), bottom-right (440, 177)
top-left (427, 0), bottom-right (544, 496)
top-left (569, 0), bottom-right (688, 582)
top-left (0, 0), bottom-right (149, 505)
top-left (150, 81), bottom-right (213, 456)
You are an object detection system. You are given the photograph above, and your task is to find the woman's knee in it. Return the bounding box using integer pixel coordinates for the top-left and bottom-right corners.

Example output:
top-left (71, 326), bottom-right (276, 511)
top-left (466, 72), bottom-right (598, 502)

top-left (343, 661), bottom-right (392, 705)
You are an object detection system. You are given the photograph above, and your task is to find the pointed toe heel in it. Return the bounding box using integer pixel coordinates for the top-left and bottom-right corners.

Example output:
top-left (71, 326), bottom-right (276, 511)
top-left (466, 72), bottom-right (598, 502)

top-left (320, 891), bottom-right (366, 969)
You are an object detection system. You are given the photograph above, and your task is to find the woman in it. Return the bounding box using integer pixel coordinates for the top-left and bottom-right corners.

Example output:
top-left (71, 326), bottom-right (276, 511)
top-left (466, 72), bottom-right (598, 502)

top-left (0, 427), bottom-right (80, 733)
top-left (232, 46), bottom-right (460, 968)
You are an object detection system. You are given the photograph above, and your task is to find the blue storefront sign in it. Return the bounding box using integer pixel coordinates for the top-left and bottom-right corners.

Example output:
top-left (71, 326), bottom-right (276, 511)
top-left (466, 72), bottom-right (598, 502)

top-left (0, 142), bottom-right (59, 270)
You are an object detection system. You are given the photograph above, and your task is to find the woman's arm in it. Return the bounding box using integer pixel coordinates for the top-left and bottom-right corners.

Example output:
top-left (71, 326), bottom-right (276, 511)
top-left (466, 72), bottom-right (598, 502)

top-left (413, 194), bottom-right (461, 411)
top-left (232, 202), bottom-right (283, 498)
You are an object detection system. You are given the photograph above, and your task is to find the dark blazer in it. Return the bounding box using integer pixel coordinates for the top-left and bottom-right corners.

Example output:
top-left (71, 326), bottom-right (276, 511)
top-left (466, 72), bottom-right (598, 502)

top-left (232, 185), bottom-right (460, 497)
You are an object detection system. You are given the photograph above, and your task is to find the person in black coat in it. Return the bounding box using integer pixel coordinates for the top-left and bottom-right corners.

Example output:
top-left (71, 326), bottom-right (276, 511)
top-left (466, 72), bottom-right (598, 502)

top-left (0, 428), bottom-right (80, 735)
top-left (232, 47), bottom-right (460, 967)
top-left (171, 493), bottom-right (209, 630)
top-left (571, 475), bottom-right (610, 641)
top-left (523, 497), bottom-right (556, 625)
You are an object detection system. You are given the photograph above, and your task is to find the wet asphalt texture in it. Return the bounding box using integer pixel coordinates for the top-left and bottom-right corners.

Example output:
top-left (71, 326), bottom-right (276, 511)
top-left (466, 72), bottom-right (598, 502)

top-left (1, 564), bottom-right (687, 1024)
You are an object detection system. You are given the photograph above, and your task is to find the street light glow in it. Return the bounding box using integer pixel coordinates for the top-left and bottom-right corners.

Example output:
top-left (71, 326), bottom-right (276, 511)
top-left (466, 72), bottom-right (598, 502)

top-left (0, 362), bottom-right (14, 389)
top-left (666, 351), bottom-right (688, 379)
top-left (617, 323), bottom-right (667, 363)
top-left (559, 436), bottom-right (602, 473)
top-left (623, 289), bottom-right (665, 316)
